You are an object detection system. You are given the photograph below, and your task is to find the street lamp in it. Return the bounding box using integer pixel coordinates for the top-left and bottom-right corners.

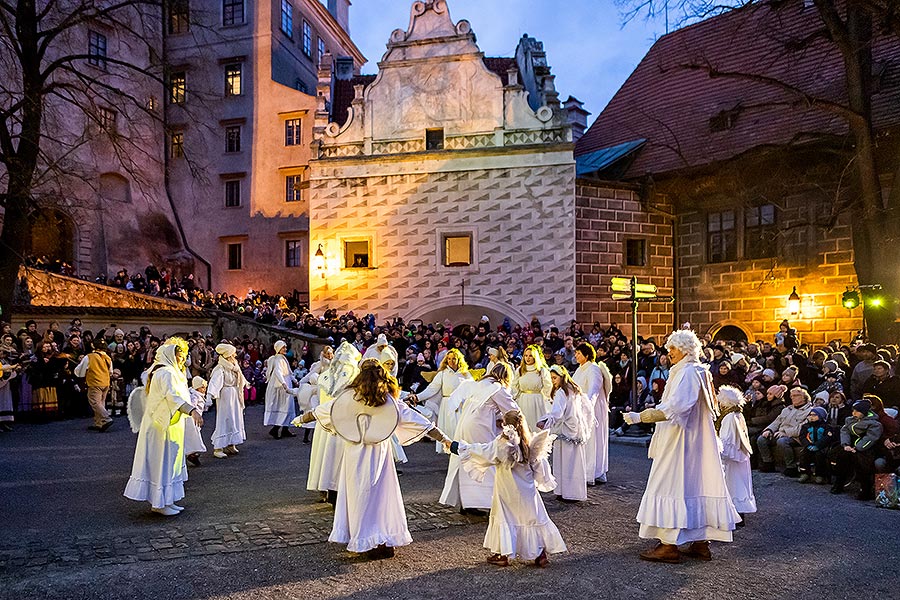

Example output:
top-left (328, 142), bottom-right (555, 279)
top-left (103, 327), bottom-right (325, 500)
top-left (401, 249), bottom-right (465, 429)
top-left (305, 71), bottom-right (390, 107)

top-left (313, 244), bottom-right (326, 279)
top-left (788, 286), bottom-right (800, 316)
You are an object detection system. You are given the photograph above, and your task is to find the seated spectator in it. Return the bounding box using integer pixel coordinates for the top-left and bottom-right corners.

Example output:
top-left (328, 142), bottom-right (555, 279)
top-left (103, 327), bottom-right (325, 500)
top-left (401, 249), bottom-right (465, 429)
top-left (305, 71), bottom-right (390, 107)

top-left (868, 395), bottom-right (900, 476)
top-left (745, 384), bottom-right (786, 443)
top-left (861, 360), bottom-right (900, 409)
top-left (829, 398), bottom-right (883, 500)
top-left (798, 407), bottom-right (838, 484)
top-left (757, 387), bottom-right (813, 476)
top-left (825, 390), bottom-right (852, 429)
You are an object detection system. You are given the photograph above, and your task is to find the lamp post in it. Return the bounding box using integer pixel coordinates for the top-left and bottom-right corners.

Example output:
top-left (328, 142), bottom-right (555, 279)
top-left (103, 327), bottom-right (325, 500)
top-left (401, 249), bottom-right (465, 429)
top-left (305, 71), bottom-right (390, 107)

top-left (788, 286), bottom-right (800, 316)
top-left (313, 244), bottom-right (326, 279)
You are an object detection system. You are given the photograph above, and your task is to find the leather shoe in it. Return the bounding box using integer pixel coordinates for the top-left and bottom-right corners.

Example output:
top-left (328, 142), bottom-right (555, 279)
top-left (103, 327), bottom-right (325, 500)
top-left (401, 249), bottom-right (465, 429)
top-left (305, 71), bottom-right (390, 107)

top-left (639, 542), bottom-right (682, 563)
top-left (680, 541), bottom-right (712, 561)
top-left (487, 554), bottom-right (509, 567)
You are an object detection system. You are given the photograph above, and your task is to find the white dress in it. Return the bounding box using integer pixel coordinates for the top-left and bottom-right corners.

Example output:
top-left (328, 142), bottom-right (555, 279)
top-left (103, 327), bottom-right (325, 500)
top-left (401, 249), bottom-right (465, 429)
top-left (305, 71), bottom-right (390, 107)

top-left (637, 358), bottom-right (741, 545)
top-left (208, 362), bottom-right (247, 449)
top-left (184, 388), bottom-right (207, 455)
top-left (439, 380), bottom-right (519, 509)
top-left (123, 366), bottom-right (190, 508)
top-left (512, 367), bottom-right (552, 432)
top-left (314, 398), bottom-right (433, 552)
top-left (459, 430), bottom-right (567, 560)
top-left (295, 360), bottom-right (325, 430)
top-left (541, 388), bottom-right (593, 501)
top-left (719, 410), bottom-right (758, 514)
top-left (416, 368), bottom-right (473, 452)
top-left (574, 361), bottom-right (610, 483)
top-left (263, 354), bottom-right (296, 427)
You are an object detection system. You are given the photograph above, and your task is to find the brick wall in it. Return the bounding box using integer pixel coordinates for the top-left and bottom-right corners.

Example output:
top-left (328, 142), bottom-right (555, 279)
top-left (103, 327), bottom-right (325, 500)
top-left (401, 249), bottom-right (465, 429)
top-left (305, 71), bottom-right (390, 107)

top-left (575, 180), bottom-right (675, 340)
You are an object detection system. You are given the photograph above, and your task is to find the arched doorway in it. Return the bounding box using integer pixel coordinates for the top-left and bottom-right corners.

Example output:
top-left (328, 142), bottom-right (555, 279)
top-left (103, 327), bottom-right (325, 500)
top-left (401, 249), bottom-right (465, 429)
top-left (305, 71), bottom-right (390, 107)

top-left (28, 208), bottom-right (76, 265)
top-left (712, 324), bottom-right (750, 344)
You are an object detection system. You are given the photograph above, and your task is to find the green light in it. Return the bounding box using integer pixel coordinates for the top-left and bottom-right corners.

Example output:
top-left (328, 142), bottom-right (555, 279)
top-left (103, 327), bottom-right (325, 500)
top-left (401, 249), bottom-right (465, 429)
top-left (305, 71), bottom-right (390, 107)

top-left (869, 296), bottom-right (883, 307)
top-left (842, 290), bottom-right (859, 309)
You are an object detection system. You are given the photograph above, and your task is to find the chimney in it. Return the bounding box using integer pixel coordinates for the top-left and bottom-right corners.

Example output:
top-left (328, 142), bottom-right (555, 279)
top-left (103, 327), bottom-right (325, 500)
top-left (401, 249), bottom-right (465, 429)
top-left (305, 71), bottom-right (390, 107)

top-left (563, 96), bottom-right (590, 143)
top-left (334, 56), bottom-right (354, 81)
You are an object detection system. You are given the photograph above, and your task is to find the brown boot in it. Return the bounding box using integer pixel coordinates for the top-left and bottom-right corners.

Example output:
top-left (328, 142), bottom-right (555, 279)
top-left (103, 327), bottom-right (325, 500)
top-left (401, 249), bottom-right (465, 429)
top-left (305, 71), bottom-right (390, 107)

top-left (639, 542), bottom-right (682, 563)
top-left (680, 541), bottom-right (712, 561)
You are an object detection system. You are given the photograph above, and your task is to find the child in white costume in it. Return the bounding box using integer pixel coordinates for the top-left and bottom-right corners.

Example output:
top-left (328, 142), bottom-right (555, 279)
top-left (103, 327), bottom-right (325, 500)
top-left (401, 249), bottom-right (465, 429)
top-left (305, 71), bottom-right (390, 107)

top-left (717, 386), bottom-right (757, 518)
top-left (452, 410), bottom-right (567, 567)
top-left (185, 376), bottom-right (209, 466)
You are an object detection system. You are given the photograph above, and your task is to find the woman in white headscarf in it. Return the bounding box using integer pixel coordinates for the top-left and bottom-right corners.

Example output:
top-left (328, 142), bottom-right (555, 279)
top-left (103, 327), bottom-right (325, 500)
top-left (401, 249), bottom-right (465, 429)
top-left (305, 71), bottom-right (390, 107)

top-left (264, 340), bottom-right (297, 440)
top-left (208, 343), bottom-right (249, 459)
top-left (124, 339), bottom-right (203, 516)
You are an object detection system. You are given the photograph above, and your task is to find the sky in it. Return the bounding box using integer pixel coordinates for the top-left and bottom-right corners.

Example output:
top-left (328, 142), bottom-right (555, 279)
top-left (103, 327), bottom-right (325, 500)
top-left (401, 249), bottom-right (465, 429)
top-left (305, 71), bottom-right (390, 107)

top-left (348, 0), bottom-right (671, 125)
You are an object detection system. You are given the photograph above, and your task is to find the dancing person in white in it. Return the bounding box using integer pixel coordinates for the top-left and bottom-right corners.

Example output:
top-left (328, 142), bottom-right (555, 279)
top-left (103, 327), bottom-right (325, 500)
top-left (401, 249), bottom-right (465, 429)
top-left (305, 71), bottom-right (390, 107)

top-left (295, 345), bottom-right (332, 443)
top-left (573, 342), bottom-right (612, 485)
top-left (539, 365), bottom-right (594, 502)
top-left (208, 343), bottom-right (249, 459)
top-left (452, 409), bottom-right (566, 567)
top-left (295, 359), bottom-right (452, 559)
top-left (185, 376), bottom-right (208, 467)
top-left (307, 341), bottom-right (360, 504)
top-left (407, 348), bottom-right (473, 451)
top-left (512, 345), bottom-right (552, 432)
top-left (264, 340), bottom-right (297, 440)
top-left (362, 333), bottom-right (398, 376)
top-left (124, 339), bottom-right (203, 516)
top-left (440, 362), bottom-right (519, 515)
top-left (623, 329), bottom-right (740, 563)
top-left (717, 386), bottom-right (757, 522)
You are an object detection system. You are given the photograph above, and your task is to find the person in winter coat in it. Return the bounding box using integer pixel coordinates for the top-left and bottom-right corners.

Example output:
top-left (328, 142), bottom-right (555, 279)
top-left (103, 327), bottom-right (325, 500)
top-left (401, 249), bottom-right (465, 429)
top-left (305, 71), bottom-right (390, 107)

top-left (797, 407), bottom-right (838, 484)
top-left (757, 387), bottom-right (813, 476)
top-left (829, 398), bottom-right (884, 500)
top-left (745, 384), bottom-right (786, 441)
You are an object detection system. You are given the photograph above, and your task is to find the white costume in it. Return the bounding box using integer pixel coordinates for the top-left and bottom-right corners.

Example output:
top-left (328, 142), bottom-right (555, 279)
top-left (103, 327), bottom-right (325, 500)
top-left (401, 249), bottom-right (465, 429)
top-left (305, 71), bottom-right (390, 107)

top-left (184, 384), bottom-right (207, 456)
top-left (636, 355), bottom-right (740, 545)
top-left (295, 355), bottom-right (329, 431)
top-left (575, 360), bottom-right (611, 483)
top-left (459, 427), bottom-right (567, 560)
top-left (263, 348), bottom-right (296, 427)
top-left (512, 366), bottom-right (552, 432)
top-left (540, 387), bottom-right (594, 501)
top-left (208, 348), bottom-right (248, 450)
top-left (718, 387), bottom-right (757, 515)
top-left (416, 366), bottom-right (473, 452)
top-left (440, 379), bottom-right (519, 510)
top-left (315, 393), bottom-right (434, 552)
top-left (362, 335), bottom-right (398, 377)
top-left (307, 342), bottom-right (360, 492)
top-left (123, 345), bottom-right (192, 508)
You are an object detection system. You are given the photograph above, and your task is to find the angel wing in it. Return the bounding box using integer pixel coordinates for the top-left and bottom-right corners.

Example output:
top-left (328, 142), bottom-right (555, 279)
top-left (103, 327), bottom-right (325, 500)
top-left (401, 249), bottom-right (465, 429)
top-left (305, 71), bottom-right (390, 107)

top-left (528, 429), bottom-right (558, 492)
top-left (127, 386), bottom-right (147, 433)
top-left (529, 429), bottom-right (556, 463)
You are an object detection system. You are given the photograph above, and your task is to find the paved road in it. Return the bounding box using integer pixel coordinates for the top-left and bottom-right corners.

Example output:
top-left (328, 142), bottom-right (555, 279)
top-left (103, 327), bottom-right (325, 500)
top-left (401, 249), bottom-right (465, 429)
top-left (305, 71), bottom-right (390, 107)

top-left (0, 406), bottom-right (898, 600)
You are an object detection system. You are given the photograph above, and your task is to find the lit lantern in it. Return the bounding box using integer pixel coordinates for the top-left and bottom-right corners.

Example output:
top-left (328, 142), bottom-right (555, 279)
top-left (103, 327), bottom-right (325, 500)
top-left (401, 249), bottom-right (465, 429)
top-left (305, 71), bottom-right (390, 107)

top-left (313, 244), bottom-right (326, 278)
top-left (788, 286), bottom-right (800, 316)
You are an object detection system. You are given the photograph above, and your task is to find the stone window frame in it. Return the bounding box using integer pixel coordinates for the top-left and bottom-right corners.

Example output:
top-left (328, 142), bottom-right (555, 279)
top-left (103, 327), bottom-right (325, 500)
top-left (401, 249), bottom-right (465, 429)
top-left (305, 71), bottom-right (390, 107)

top-left (707, 209), bottom-right (738, 264)
top-left (226, 242), bottom-right (243, 270)
top-left (623, 237), bottom-right (649, 269)
top-left (223, 179), bottom-right (241, 208)
top-left (338, 232), bottom-right (376, 270)
top-left (743, 203), bottom-right (779, 260)
top-left (284, 118), bottom-right (302, 146)
top-left (87, 30), bottom-right (108, 69)
top-left (434, 227), bottom-right (479, 274)
top-left (317, 37), bottom-right (326, 66)
top-left (285, 239), bottom-right (304, 268)
top-left (222, 0), bottom-right (245, 26)
top-left (302, 20), bottom-right (313, 59)
top-left (224, 124), bottom-right (241, 153)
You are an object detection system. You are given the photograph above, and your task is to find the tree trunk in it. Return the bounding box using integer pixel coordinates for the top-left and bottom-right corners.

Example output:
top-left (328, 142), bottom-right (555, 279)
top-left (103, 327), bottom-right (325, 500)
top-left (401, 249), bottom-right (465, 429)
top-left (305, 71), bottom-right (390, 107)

top-left (0, 194), bottom-right (31, 320)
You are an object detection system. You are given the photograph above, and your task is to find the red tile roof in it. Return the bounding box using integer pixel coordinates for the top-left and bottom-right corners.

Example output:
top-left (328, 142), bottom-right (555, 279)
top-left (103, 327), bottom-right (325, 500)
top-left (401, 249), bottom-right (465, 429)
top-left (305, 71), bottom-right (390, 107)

top-left (575, 0), bottom-right (900, 179)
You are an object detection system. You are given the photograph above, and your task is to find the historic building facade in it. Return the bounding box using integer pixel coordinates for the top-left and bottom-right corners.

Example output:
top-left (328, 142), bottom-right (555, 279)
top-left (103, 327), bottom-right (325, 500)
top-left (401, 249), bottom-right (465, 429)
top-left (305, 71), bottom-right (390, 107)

top-left (307, 0), bottom-right (576, 326)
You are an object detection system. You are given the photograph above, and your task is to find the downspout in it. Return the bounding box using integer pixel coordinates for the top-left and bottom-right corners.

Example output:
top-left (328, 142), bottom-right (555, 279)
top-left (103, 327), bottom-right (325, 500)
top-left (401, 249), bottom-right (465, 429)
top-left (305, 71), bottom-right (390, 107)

top-left (671, 210), bottom-right (680, 330)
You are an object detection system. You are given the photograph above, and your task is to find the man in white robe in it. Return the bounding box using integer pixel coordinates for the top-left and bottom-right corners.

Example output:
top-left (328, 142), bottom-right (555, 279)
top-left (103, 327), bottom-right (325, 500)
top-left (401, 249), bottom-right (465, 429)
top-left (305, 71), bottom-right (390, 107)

top-left (574, 343), bottom-right (612, 484)
top-left (264, 340), bottom-right (297, 439)
top-left (624, 329), bottom-right (740, 563)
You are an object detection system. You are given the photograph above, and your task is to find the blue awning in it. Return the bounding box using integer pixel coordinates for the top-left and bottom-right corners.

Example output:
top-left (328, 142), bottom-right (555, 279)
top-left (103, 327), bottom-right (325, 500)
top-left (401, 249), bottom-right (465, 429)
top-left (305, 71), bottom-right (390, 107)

top-left (575, 139), bottom-right (646, 177)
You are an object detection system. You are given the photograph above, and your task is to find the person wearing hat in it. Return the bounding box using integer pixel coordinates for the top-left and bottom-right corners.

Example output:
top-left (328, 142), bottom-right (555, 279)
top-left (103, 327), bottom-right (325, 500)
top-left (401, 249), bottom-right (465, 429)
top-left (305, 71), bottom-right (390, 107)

top-left (185, 376), bottom-right (209, 467)
top-left (362, 333), bottom-right (398, 377)
top-left (797, 406), bottom-right (837, 484)
top-left (829, 397), bottom-right (884, 499)
top-left (716, 386), bottom-right (757, 522)
top-left (861, 360), bottom-right (900, 410)
top-left (264, 340), bottom-right (297, 440)
top-left (850, 343), bottom-right (878, 401)
top-left (208, 343), bottom-right (249, 459)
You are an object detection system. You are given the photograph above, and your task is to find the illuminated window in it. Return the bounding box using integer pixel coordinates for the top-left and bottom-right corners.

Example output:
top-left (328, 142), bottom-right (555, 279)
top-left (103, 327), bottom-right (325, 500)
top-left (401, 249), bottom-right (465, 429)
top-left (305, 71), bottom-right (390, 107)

top-left (224, 63), bottom-right (242, 96)
top-left (344, 240), bottom-right (369, 268)
top-left (169, 72), bottom-right (186, 104)
top-left (442, 234), bottom-right (472, 267)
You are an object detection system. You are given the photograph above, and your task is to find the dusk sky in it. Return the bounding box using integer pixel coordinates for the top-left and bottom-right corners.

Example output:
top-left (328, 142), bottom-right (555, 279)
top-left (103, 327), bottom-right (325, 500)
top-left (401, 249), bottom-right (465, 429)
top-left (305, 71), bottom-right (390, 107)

top-left (349, 0), bottom-right (671, 126)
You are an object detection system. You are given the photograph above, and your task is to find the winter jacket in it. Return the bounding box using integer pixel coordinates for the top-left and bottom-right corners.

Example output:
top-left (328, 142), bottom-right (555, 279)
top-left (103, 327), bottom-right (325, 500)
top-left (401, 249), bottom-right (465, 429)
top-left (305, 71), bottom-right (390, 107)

top-left (765, 402), bottom-right (813, 439)
top-left (745, 398), bottom-right (785, 430)
top-left (862, 375), bottom-right (900, 409)
top-left (825, 404), bottom-right (853, 429)
top-left (800, 421), bottom-right (838, 452)
top-left (840, 412), bottom-right (884, 452)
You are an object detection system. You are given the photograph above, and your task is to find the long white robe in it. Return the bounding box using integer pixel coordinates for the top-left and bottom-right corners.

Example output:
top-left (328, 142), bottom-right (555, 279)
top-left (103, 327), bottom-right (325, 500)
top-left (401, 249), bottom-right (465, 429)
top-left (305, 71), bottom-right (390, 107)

top-left (124, 365), bottom-right (190, 508)
top-left (208, 362), bottom-right (247, 449)
top-left (415, 368), bottom-right (473, 452)
top-left (440, 380), bottom-right (518, 509)
top-left (575, 361), bottom-right (611, 483)
top-left (184, 388), bottom-right (207, 455)
top-left (719, 410), bottom-right (757, 514)
top-left (315, 397), bottom-right (433, 552)
top-left (263, 353), bottom-right (296, 427)
top-left (459, 433), bottom-right (567, 560)
top-left (512, 367), bottom-right (552, 432)
top-left (541, 388), bottom-right (593, 501)
top-left (637, 358), bottom-right (741, 545)
top-left (295, 360), bottom-right (324, 430)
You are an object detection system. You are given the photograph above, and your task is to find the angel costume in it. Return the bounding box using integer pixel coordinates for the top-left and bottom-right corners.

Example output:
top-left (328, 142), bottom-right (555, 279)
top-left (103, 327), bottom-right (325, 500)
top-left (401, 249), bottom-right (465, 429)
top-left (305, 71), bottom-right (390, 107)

top-left (415, 365), bottom-right (473, 452)
top-left (184, 380), bottom-right (208, 456)
top-left (307, 342), bottom-right (360, 493)
top-left (361, 335), bottom-right (398, 376)
top-left (439, 379), bottom-right (519, 510)
top-left (718, 390), bottom-right (757, 515)
top-left (208, 346), bottom-right (249, 450)
top-left (123, 345), bottom-right (193, 508)
top-left (456, 427), bottom-right (567, 560)
top-left (513, 366), bottom-right (552, 433)
top-left (295, 353), bottom-right (330, 432)
top-left (263, 344), bottom-right (296, 427)
top-left (574, 360), bottom-right (611, 484)
top-left (540, 387), bottom-right (594, 501)
top-left (636, 356), bottom-right (740, 545)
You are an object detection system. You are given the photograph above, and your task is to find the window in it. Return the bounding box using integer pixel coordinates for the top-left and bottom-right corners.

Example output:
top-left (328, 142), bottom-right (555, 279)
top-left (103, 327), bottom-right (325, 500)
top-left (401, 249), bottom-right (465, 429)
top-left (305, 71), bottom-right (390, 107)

top-left (302, 21), bottom-right (313, 57)
top-left (294, 78), bottom-right (309, 94)
top-left (285, 118), bottom-right (302, 146)
top-left (708, 210), bottom-right (737, 263)
top-left (443, 234), bottom-right (472, 267)
top-left (280, 0), bottom-right (293, 36)
top-left (224, 180), bottom-right (241, 207)
top-left (426, 128), bottom-right (444, 150)
top-left (224, 63), bottom-right (242, 96)
top-left (169, 130), bottom-right (184, 158)
top-left (227, 243), bottom-right (242, 270)
top-left (225, 125), bottom-right (241, 153)
top-left (625, 239), bottom-right (647, 267)
top-left (286, 240), bottom-right (303, 268)
top-left (317, 37), bottom-right (326, 65)
top-left (285, 172), bottom-right (307, 202)
top-left (344, 240), bottom-right (369, 268)
top-left (745, 204), bottom-right (778, 259)
top-left (169, 72), bottom-right (186, 104)
top-left (222, 0), bottom-right (244, 25)
top-left (168, 0), bottom-right (189, 34)
top-left (88, 31), bottom-right (107, 68)
top-left (98, 108), bottom-right (116, 133)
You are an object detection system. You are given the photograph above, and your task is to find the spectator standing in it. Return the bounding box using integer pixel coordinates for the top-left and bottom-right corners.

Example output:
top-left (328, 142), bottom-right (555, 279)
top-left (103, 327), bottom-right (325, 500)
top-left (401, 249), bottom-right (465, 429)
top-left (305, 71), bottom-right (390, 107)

top-left (74, 339), bottom-right (114, 432)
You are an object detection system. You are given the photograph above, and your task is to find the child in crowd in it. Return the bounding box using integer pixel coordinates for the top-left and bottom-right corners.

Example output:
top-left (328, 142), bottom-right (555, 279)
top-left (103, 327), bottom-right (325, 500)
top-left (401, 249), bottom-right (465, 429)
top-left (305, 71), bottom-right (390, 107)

top-left (717, 386), bottom-right (756, 524)
top-left (186, 376), bottom-right (209, 467)
top-left (451, 410), bottom-right (567, 567)
top-left (798, 407), bottom-right (838, 484)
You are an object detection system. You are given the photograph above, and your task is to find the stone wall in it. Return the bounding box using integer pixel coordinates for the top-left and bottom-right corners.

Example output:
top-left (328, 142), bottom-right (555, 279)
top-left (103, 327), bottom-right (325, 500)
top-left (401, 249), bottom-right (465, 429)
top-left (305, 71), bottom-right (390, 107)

top-left (575, 180), bottom-right (675, 340)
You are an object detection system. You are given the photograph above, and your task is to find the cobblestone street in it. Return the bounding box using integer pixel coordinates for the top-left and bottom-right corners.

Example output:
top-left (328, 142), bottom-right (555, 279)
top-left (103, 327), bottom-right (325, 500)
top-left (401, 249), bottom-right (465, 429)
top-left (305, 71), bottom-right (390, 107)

top-left (1, 406), bottom-right (898, 600)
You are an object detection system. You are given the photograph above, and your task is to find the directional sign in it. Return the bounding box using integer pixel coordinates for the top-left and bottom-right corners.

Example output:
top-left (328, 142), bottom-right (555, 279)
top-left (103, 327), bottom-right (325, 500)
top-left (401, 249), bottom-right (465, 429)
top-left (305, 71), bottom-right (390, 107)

top-left (612, 292), bottom-right (658, 301)
top-left (610, 277), bottom-right (657, 294)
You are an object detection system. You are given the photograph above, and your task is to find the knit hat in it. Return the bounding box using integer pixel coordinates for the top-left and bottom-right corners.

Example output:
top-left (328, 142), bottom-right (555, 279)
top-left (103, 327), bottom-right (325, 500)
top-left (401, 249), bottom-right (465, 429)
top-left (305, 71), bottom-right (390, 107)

top-left (762, 369), bottom-right (777, 379)
top-left (767, 384), bottom-right (786, 398)
top-left (809, 407), bottom-right (827, 421)
top-left (815, 390), bottom-right (830, 404)
top-left (730, 352), bottom-right (745, 365)
top-left (416, 353), bottom-right (425, 362)
top-left (215, 343), bottom-right (236, 357)
top-left (114, 329), bottom-right (124, 337)
top-left (274, 340), bottom-right (287, 353)
top-left (852, 399), bottom-right (872, 414)
top-left (822, 359), bottom-right (838, 374)
top-left (874, 359), bottom-right (892, 370)
top-left (376, 333), bottom-right (388, 347)
top-left (191, 376), bottom-right (207, 390)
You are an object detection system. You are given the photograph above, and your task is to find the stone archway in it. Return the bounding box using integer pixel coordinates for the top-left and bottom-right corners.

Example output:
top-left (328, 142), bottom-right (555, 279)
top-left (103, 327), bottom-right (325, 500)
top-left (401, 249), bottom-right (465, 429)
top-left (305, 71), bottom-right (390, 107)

top-left (709, 320), bottom-right (753, 344)
top-left (28, 208), bottom-right (76, 265)
top-left (406, 296), bottom-right (531, 329)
